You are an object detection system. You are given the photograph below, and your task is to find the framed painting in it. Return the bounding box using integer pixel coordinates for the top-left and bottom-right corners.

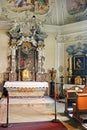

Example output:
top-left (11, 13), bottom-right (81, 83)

top-left (74, 55), bottom-right (85, 70)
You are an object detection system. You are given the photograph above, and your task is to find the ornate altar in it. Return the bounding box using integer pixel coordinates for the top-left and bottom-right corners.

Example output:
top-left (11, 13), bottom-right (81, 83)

top-left (6, 16), bottom-right (47, 82)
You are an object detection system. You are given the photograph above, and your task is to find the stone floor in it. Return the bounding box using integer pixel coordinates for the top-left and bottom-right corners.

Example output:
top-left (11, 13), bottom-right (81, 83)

top-left (0, 96), bottom-right (86, 130)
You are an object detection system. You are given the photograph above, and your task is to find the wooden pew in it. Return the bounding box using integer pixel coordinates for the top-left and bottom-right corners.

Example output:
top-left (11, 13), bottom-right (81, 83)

top-left (64, 86), bottom-right (83, 117)
top-left (73, 92), bottom-right (87, 123)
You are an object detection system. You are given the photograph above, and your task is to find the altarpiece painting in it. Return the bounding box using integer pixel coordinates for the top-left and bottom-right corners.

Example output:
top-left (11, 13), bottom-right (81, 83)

top-left (16, 42), bottom-right (38, 81)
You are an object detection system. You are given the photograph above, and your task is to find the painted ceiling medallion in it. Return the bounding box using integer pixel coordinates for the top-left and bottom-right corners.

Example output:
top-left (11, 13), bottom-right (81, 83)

top-left (67, 0), bottom-right (87, 15)
top-left (7, 0), bottom-right (49, 15)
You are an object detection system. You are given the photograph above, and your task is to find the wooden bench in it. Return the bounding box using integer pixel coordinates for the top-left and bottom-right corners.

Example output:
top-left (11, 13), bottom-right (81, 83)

top-left (73, 92), bottom-right (87, 123)
top-left (64, 86), bottom-right (83, 117)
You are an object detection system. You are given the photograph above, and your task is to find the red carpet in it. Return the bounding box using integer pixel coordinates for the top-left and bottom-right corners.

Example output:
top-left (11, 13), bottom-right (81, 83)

top-left (0, 121), bottom-right (67, 130)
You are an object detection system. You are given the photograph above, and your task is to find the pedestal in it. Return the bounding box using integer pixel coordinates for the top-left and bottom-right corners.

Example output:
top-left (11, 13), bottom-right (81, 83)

top-left (50, 81), bottom-right (55, 98)
top-left (59, 76), bottom-right (64, 98)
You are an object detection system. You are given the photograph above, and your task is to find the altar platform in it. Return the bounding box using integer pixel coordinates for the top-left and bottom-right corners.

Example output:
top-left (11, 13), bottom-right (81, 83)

top-left (0, 96), bottom-right (54, 106)
top-left (0, 96), bottom-right (55, 125)
top-left (1, 81), bottom-right (54, 113)
top-left (0, 81), bottom-right (55, 118)
top-left (0, 96), bottom-right (55, 124)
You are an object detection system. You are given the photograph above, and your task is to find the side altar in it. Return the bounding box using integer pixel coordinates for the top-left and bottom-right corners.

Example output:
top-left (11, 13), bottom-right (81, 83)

top-left (4, 81), bottom-right (49, 97)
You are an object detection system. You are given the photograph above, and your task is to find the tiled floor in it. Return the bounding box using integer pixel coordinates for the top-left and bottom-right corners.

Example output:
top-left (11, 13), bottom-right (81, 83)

top-left (0, 97), bottom-right (86, 130)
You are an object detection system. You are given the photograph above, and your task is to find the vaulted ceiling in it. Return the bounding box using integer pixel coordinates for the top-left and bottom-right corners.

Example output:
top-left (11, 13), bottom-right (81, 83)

top-left (0, 0), bottom-right (87, 29)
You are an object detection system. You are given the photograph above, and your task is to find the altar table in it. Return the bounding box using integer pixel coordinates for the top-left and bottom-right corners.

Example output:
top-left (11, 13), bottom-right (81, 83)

top-left (4, 81), bottom-right (49, 97)
top-left (4, 81), bottom-right (48, 88)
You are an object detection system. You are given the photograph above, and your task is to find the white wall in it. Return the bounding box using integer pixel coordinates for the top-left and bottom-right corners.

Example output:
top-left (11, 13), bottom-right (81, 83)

top-left (0, 30), bottom-right (9, 73)
top-left (44, 32), bottom-right (56, 72)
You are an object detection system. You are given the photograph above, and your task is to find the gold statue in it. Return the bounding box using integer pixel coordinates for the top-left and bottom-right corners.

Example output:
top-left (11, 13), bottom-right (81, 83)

top-left (22, 67), bottom-right (31, 81)
top-left (75, 76), bottom-right (82, 85)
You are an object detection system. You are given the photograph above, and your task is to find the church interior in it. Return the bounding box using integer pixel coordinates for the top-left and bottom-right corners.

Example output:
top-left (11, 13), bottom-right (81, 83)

top-left (0, 0), bottom-right (87, 130)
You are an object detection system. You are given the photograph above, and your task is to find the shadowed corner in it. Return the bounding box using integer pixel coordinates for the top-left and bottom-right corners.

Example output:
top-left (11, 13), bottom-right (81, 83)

top-left (0, 85), bottom-right (11, 128)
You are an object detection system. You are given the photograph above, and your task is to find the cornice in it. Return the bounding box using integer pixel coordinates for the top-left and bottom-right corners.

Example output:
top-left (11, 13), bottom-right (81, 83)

top-left (0, 19), bottom-right (87, 38)
top-left (43, 24), bottom-right (60, 33)
top-left (43, 20), bottom-right (87, 43)
top-left (43, 20), bottom-right (87, 35)
top-left (61, 20), bottom-right (87, 35)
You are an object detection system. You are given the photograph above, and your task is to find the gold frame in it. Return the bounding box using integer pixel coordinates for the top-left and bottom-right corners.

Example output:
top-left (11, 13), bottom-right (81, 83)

top-left (74, 55), bottom-right (85, 70)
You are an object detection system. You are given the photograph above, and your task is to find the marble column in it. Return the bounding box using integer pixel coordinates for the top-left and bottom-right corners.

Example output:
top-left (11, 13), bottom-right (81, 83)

top-left (9, 45), bottom-right (17, 81)
top-left (56, 33), bottom-right (65, 80)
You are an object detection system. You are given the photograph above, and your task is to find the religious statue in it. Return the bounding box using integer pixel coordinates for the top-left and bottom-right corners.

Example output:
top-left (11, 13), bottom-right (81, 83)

top-left (22, 67), bottom-right (31, 81)
top-left (48, 68), bottom-right (56, 82)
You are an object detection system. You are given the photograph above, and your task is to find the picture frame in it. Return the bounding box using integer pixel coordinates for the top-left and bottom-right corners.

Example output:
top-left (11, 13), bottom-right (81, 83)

top-left (74, 55), bottom-right (85, 70)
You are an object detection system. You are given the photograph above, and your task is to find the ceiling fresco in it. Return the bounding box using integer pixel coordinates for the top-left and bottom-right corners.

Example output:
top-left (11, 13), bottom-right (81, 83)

top-left (0, 0), bottom-right (87, 26)
top-left (63, 0), bottom-right (87, 25)
top-left (7, 0), bottom-right (49, 14)
top-left (67, 0), bottom-right (87, 15)
top-left (0, 0), bottom-right (55, 26)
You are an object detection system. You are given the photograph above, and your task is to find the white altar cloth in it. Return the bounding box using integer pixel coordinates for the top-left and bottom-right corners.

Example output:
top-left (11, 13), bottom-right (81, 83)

top-left (4, 81), bottom-right (49, 88)
top-left (63, 84), bottom-right (85, 90)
